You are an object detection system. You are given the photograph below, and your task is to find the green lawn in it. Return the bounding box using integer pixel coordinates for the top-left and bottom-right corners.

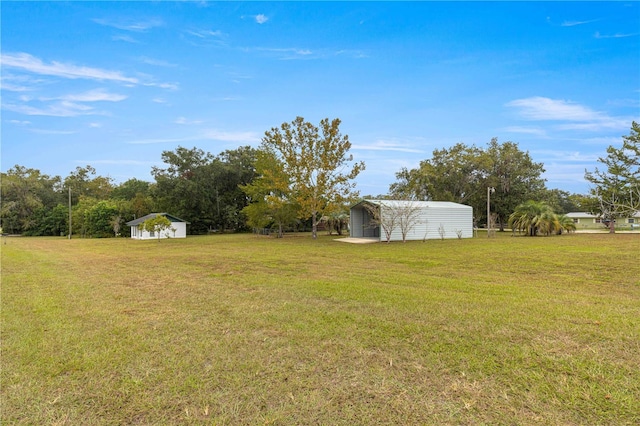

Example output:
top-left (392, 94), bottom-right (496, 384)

top-left (2, 233), bottom-right (639, 425)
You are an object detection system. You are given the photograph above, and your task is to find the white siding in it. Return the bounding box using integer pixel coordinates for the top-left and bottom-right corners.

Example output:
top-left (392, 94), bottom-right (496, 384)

top-left (350, 200), bottom-right (473, 241)
top-left (131, 221), bottom-right (187, 239)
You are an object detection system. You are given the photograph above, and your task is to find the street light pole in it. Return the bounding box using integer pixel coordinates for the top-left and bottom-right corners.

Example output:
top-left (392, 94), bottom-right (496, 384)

top-left (487, 187), bottom-right (495, 238)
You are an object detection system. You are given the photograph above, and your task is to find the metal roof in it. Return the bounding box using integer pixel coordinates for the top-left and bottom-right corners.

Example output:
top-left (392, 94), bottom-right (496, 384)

top-left (352, 199), bottom-right (472, 210)
top-left (125, 213), bottom-right (190, 226)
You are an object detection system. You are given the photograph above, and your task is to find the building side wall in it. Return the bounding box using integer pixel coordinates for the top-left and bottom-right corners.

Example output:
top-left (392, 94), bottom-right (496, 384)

top-left (383, 206), bottom-right (473, 241)
top-left (130, 221), bottom-right (187, 239)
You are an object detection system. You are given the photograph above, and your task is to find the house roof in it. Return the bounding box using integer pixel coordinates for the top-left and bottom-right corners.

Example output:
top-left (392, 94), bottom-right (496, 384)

top-left (565, 212), bottom-right (598, 219)
top-left (125, 213), bottom-right (190, 226)
top-left (565, 211), bottom-right (640, 218)
top-left (352, 199), bottom-right (472, 210)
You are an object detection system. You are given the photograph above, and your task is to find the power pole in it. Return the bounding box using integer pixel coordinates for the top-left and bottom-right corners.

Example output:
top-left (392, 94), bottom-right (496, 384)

top-left (487, 187), bottom-right (495, 238)
top-left (68, 187), bottom-right (72, 239)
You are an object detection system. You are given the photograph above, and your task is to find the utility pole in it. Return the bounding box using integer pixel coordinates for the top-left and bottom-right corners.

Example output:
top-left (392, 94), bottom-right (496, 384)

top-left (68, 187), bottom-right (72, 239)
top-left (487, 187), bottom-right (495, 238)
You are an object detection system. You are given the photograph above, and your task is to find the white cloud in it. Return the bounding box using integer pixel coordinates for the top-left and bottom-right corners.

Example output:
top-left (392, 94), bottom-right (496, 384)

top-left (1, 52), bottom-right (139, 84)
top-left (255, 14), bottom-right (269, 24)
top-left (93, 18), bottom-right (164, 32)
top-left (561, 19), bottom-right (598, 27)
top-left (506, 97), bottom-right (603, 121)
top-left (186, 29), bottom-right (225, 39)
top-left (594, 31), bottom-right (639, 39)
top-left (139, 56), bottom-right (178, 67)
top-left (9, 119), bottom-right (31, 125)
top-left (253, 47), bottom-right (315, 60)
top-left (175, 117), bottom-right (203, 125)
top-left (531, 149), bottom-right (600, 163)
top-left (352, 140), bottom-right (425, 154)
top-left (78, 159), bottom-right (155, 166)
top-left (88, 122), bottom-right (102, 128)
top-left (506, 97), bottom-right (632, 132)
top-left (44, 89), bottom-right (127, 102)
top-left (30, 128), bottom-right (78, 135)
top-left (3, 101), bottom-right (97, 117)
top-left (128, 136), bottom-right (196, 145)
top-left (0, 82), bottom-right (31, 92)
top-left (501, 126), bottom-right (547, 137)
top-left (112, 34), bottom-right (140, 44)
top-left (203, 130), bottom-right (260, 143)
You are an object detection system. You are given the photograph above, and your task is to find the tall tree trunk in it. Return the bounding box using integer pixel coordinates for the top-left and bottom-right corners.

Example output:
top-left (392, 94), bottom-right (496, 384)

top-left (312, 212), bottom-right (318, 239)
top-left (609, 220), bottom-right (615, 234)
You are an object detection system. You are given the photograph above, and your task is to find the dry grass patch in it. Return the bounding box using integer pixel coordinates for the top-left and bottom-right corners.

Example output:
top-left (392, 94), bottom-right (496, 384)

top-left (2, 233), bottom-right (639, 424)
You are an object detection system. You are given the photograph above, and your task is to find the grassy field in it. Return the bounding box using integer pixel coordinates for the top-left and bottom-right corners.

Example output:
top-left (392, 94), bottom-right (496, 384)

top-left (2, 232), bottom-right (639, 425)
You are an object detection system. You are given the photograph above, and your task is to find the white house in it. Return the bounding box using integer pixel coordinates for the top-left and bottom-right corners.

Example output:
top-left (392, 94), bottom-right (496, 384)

top-left (126, 213), bottom-right (189, 240)
top-left (349, 200), bottom-right (473, 242)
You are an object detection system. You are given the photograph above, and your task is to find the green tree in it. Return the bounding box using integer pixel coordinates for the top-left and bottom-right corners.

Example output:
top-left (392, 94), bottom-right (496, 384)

top-left (111, 178), bottom-right (151, 200)
top-left (390, 139), bottom-right (546, 230)
top-left (151, 146), bottom-right (258, 234)
top-left (485, 139), bottom-right (547, 231)
top-left (64, 165), bottom-right (113, 204)
top-left (241, 150), bottom-right (299, 238)
top-left (261, 117), bottom-right (365, 239)
top-left (85, 200), bottom-right (120, 238)
top-left (139, 215), bottom-right (175, 240)
top-left (390, 143), bottom-right (488, 203)
top-left (0, 165), bottom-right (63, 234)
top-left (585, 122), bottom-right (640, 233)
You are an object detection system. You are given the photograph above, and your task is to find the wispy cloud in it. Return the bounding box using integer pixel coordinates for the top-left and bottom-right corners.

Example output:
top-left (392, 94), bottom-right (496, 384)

top-left (506, 96), bottom-right (633, 132)
top-left (8, 119), bottom-right (31, 126)
top-left (501, 126), bottom-right (547, 137)
top-left (202, 130), bottom-right (260, 143)
top-left (139, 56), bottom-right (178, 67)
top-left (43, 89), bottom-right (127, 102)
top-left (112, 34), bottom-right (140, 44)
top-left (1, 52), bottom-right (139, 84)
top-left (532, 149), bottom-right (600, 163)
top-left (127, 129), bottom-right (260, 145)
top-left (561, 19), bottom-right (598, 27)
top-left (255, 14), bottom-right (269, 24)
top-left (183, 29), bottom-right (228, 47)
top-left (594, 31), bottom-right (639, 39)
top-left (93, 17), bottom-right (164, 32)
top-left (2, 101), bottom-right (99, 117)
top-left (352, 140), bottom-right (425, 154)
top-left (175, 117), bottom-right (203, 125)
top-left (251, 47), bottom-right (314, 60)
top-left (30, 128), bottom-right (78, 135)
top-left (78, 159), bottom-right (156, 166)
top-left (128, 136), bottom-right (197, 145)
top-left (187, 29), bottom-right (225, 39)
top-left (507, 97), bottom-right (603, 121)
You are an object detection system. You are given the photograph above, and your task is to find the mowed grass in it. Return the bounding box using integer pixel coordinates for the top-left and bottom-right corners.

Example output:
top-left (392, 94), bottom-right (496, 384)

top-left (1, 232), bottom-right (639, 425)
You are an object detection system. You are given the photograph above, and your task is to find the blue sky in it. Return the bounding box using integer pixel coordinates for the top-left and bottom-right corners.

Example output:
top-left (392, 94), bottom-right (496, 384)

top-left (2, 1), bottom-right (639, 196)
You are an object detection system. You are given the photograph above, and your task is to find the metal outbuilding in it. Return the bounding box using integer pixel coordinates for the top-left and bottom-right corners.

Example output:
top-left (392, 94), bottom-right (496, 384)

top-left (126, 213), bottom-right (190, 239)
top-left (349, 200), bottom-right (473, 242)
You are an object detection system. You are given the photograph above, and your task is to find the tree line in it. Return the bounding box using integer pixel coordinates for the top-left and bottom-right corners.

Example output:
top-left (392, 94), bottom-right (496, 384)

top-left (2, 118), bottom-right (637, 237)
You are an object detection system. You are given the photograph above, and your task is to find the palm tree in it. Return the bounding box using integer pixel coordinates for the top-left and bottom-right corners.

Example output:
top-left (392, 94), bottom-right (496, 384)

top-left (509, 200), bottom-right (560, 236)
top-left (556, 214), bottom-right (576, 234)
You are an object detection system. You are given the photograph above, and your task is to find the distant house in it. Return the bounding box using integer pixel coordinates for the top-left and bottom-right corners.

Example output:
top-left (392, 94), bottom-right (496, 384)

top-left (126, 213), bottom-right (190, 239)
top-left (349, 200), bottom-right (473, 242)
top-left (565, 211), bottom-right (640, 231)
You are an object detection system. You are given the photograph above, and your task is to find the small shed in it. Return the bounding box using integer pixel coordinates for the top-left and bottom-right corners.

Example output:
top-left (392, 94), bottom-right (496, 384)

top-left (126, 213), bottom-right (189, 240)
top-left (350, 200), bottom-right (473, 242)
